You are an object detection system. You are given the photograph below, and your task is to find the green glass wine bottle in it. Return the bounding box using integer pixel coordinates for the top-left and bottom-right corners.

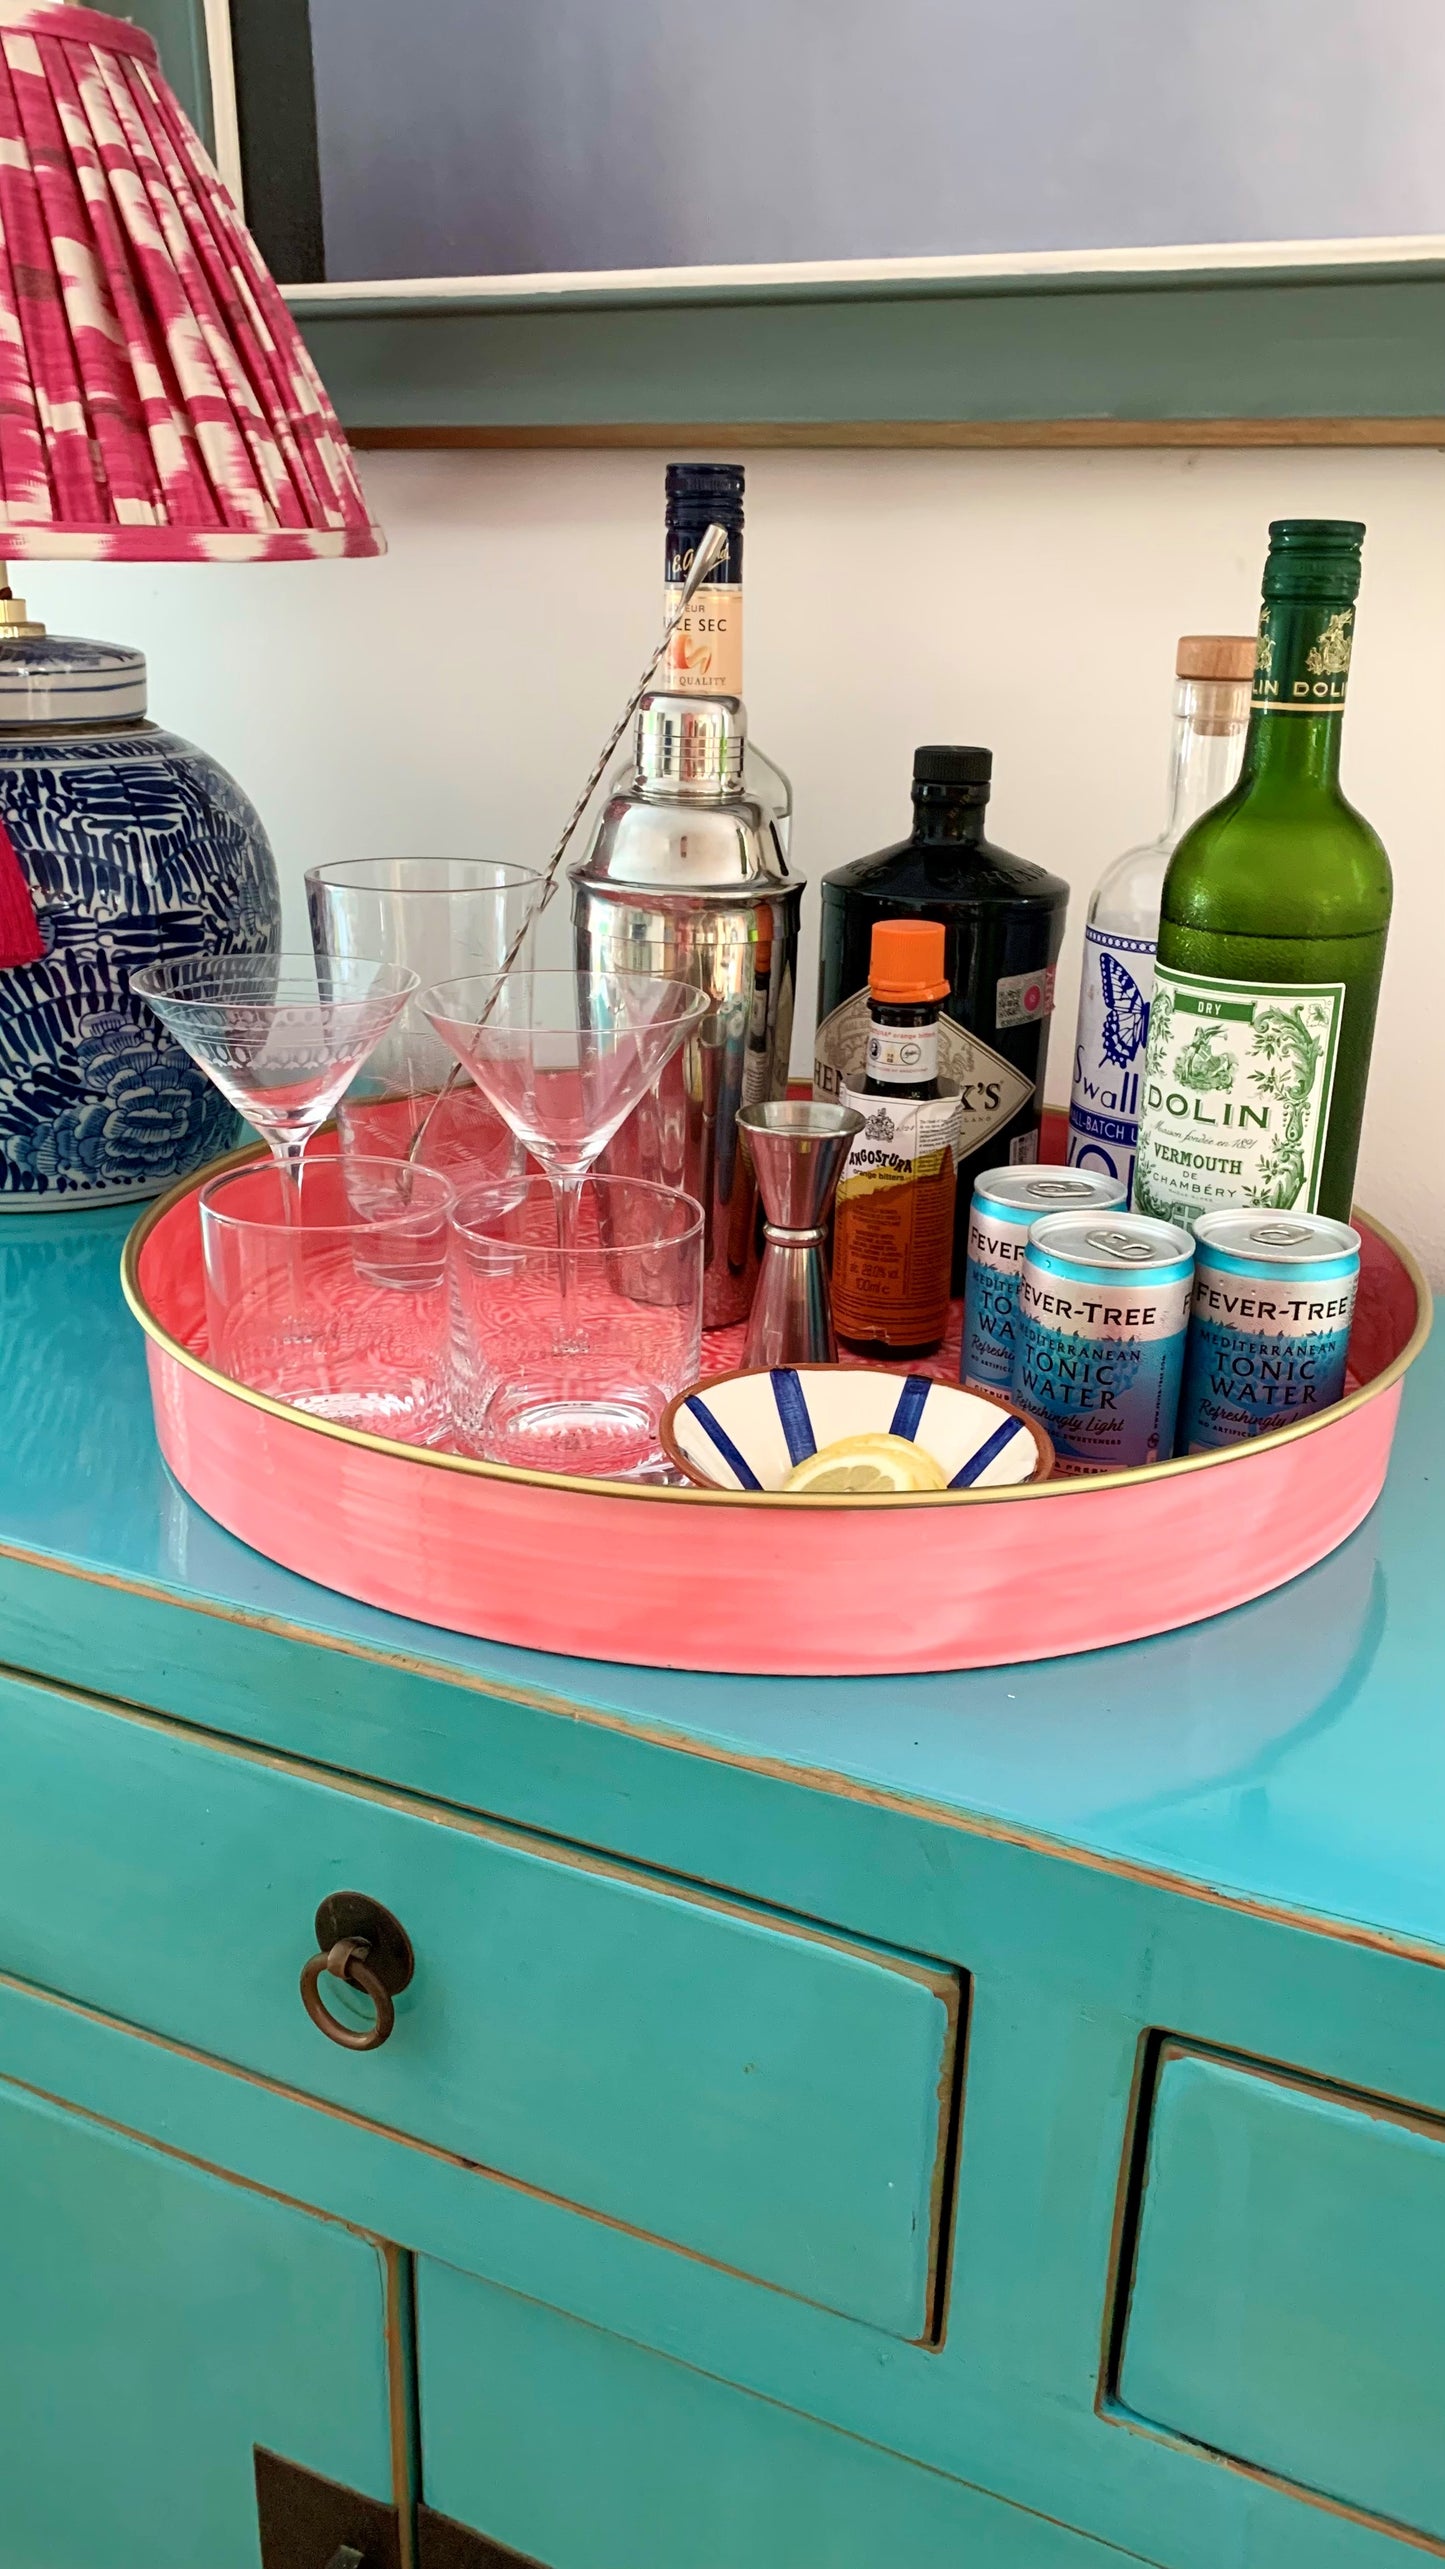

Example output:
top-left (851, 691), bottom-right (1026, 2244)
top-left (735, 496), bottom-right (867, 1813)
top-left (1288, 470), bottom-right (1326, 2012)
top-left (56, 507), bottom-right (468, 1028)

top-left (1133, 519), bottom-right (1391, 1228)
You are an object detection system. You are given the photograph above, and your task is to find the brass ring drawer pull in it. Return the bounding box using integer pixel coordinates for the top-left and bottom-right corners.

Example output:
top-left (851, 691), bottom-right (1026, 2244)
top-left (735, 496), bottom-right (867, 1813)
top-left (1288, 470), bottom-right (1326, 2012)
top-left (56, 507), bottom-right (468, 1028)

top-left (299, 1892), bottom-right (415, 2053)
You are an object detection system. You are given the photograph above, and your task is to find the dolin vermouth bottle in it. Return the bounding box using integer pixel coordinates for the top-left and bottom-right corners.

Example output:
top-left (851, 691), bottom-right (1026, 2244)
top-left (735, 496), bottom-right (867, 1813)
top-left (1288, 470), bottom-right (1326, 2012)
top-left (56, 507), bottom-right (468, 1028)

top-left (1134, 522), bottom-right (1392, 1229)
top-left (1068, 636), bottom-right (1252, 1200)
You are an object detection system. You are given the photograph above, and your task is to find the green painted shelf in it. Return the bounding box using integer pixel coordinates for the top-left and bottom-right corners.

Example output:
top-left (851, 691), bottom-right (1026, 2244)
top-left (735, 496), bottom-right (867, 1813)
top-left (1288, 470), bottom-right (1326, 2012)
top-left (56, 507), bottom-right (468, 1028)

top-left (125, 0), bottom-right (1445, 441)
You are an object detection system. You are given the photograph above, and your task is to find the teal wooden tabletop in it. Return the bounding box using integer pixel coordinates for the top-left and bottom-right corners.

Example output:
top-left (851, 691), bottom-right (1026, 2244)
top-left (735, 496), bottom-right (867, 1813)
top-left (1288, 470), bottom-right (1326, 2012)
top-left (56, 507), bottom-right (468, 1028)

top-left (0, 1202), bottom-right (1437, 1958)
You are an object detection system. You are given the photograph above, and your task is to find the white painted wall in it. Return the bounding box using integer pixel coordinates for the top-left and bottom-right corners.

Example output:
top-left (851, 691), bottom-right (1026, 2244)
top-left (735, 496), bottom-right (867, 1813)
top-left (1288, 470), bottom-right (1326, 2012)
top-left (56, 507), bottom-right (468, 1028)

top-left (30, 443), bottom-right (1445, 1280)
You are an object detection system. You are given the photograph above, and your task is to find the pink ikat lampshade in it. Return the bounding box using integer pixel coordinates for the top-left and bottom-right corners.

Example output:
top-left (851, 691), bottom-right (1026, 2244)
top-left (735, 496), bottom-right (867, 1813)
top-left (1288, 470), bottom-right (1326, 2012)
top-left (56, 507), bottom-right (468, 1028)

top-left (0, 0), bottom-right (381, 560)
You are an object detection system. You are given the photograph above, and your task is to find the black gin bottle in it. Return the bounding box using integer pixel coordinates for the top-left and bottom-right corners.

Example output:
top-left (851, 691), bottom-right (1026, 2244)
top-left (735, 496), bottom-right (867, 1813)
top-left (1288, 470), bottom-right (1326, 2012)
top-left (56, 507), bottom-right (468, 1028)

top-left (815, 745), bottom-right (1068, 1286)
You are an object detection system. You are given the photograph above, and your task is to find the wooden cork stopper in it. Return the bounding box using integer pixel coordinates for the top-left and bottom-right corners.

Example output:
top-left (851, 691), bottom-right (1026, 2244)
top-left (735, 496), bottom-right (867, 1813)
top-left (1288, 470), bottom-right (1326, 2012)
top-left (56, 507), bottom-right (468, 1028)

top-left (1176, 635), bottom-right (1256, 681)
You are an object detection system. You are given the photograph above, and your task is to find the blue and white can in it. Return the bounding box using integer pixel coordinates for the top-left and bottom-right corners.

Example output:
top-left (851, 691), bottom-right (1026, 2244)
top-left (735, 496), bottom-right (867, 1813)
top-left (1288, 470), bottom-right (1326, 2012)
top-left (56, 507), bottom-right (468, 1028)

top-left (1178, 1210), bottom-right (1360, 1454)
top-left (1012, 1212), bottom-right (1194, 1474)
top-left (961, 1166), bottom-right (1126, 1393)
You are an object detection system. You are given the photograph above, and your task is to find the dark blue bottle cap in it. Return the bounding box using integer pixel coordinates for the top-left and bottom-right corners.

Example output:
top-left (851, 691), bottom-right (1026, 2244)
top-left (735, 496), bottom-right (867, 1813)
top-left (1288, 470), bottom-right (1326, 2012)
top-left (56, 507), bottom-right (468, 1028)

top-left (666, 463), bottom-right (744, 526)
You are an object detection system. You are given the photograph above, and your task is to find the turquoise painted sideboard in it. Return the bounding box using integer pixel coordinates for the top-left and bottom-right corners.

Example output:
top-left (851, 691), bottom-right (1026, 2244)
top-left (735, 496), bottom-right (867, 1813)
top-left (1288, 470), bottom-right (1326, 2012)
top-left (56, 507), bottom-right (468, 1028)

top-left (0, 1198), bottom-right (1440, 2567)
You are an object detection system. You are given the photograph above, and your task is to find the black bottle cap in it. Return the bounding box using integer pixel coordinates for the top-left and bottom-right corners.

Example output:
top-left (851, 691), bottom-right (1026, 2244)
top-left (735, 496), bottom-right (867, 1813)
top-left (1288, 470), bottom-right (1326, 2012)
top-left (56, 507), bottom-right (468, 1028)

top-left (912, 745), bottom-right (992, 791)
top-left (666, 463), bottom-right (745, 525)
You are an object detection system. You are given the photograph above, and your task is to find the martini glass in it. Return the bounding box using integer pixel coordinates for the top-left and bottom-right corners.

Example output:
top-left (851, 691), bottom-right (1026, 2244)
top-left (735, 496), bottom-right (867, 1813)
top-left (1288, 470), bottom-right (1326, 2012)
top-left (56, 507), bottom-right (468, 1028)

top-left (131, 954), bottom-right (418, 1199)
top-left (420, 969), bottom-right (707, 1351)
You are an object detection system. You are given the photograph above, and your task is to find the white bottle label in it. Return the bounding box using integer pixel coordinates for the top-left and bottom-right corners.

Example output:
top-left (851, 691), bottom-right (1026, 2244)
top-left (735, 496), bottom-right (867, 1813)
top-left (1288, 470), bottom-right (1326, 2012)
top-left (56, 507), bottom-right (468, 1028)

top-left (865, 1021), bottom-right (939, 1086)
top-left (815, 991), bottom-right (1033, 1161)
top-left (1067, 927), bottom-right (1155, 1197)
top-left (662, 583), bottom-right (743, 696)
top-left (1133, 965), bottom-right (1345, 1226)
top-left (996, 962), bottom-right (1056, 1031)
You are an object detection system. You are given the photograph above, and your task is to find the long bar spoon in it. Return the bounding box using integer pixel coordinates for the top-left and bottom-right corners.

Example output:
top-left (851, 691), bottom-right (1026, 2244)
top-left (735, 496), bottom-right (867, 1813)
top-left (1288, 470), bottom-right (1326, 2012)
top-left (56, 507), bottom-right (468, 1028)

top-left (407, 520), bottom-right (730, 1167)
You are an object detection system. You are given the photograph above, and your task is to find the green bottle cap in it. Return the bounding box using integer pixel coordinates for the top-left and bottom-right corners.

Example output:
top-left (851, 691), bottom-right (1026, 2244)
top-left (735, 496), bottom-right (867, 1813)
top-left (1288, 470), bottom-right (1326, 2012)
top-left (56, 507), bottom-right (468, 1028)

top-left (1263, 518), bottom-right (1365, 603)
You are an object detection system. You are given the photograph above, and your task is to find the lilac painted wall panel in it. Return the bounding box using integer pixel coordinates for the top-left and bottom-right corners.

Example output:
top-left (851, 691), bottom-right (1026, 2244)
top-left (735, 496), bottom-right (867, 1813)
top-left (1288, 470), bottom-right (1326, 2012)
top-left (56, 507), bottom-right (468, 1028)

top-left (308, 0), bottom-right (1445, 283)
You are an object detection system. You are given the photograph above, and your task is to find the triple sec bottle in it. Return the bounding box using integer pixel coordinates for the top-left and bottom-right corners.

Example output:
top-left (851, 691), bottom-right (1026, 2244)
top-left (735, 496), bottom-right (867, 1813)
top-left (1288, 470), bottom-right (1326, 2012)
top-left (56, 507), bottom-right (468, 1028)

top-left (654, 459), bottom-right (791, 851)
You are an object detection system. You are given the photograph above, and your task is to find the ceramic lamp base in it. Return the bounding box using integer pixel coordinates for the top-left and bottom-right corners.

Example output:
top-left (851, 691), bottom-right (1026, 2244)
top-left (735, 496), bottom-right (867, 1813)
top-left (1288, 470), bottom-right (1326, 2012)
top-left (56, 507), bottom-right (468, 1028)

top-left (0, 629), bottom-right (279, 1209)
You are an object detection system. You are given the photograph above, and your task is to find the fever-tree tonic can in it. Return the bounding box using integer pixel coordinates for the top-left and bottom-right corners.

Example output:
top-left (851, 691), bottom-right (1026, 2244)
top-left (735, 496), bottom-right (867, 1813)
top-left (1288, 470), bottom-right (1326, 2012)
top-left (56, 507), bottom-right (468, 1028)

top-left (1177, 1210), bottom-right (1361, 1453)
top-left (1013, 1213), bottom-right (1195, 1473)
top-left (961, 1166), bottom-right (1126, 1393)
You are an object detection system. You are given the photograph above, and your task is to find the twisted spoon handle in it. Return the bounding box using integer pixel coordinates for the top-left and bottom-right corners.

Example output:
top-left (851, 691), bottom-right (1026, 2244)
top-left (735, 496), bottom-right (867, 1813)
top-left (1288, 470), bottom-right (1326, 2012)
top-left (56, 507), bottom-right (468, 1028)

top-left (408, 519), bottom-right (730, 1167)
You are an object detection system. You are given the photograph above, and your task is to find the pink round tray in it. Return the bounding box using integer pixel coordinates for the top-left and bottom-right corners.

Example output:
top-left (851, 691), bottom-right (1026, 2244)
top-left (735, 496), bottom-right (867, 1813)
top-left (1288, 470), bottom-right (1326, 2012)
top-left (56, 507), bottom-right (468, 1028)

top-left (122, 1140), bottom-right (1431, 1678)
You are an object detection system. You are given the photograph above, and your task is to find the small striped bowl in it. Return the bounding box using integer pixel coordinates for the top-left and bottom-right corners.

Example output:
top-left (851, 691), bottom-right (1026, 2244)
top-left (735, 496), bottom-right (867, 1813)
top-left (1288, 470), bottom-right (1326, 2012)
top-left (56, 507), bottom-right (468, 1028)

top-left (661, 1365), bottom-right (1053, 1494)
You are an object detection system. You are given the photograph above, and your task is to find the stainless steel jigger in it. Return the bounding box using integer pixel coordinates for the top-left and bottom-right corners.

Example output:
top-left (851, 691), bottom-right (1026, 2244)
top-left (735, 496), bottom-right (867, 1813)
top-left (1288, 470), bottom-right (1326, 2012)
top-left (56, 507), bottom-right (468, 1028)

top-left (738, 1100), bottom-right (863, 1369)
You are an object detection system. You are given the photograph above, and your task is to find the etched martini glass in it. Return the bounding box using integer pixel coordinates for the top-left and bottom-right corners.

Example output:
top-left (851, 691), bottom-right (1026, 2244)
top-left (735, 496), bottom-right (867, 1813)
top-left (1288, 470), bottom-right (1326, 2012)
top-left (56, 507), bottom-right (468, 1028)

top-left (131, 954), bottom-right (418, 1197)
top-left (421, 970), bottom-right (707, 1354)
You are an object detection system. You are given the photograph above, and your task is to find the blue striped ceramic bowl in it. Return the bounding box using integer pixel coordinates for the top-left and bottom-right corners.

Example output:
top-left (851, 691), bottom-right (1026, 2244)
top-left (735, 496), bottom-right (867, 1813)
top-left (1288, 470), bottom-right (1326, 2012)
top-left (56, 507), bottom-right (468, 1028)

top-left (661, 1365), bottom-right (1052, 1495)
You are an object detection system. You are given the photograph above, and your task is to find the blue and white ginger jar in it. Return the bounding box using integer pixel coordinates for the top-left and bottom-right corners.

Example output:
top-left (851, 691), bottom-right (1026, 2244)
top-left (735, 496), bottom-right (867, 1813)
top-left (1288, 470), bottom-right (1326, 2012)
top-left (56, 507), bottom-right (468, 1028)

top-left (0, 630), bottom-right (280, 1207)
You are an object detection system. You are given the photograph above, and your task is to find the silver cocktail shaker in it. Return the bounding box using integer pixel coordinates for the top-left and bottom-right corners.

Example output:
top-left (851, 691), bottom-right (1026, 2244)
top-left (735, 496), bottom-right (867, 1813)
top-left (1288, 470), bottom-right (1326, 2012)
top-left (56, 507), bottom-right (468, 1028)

top-left (572, 692), bottom-right (802, 1325)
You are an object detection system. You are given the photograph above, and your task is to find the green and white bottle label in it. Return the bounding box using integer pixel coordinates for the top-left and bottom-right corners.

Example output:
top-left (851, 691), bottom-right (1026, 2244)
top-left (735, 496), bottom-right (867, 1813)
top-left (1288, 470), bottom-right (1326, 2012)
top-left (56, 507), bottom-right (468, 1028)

top-left (1133, 966), bottom-right (1344, 1225)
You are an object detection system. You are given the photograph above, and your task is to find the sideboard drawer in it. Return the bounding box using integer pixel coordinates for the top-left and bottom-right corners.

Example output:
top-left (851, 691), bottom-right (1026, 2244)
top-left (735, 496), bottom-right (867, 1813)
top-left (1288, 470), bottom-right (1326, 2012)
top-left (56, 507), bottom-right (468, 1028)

top-left (1117, 2042), bottom-right (1445, 2543)
top-left (0, 1670), bottom-right (960, 2337)
top-left (414, 2257), bottom-right (1123, 2568)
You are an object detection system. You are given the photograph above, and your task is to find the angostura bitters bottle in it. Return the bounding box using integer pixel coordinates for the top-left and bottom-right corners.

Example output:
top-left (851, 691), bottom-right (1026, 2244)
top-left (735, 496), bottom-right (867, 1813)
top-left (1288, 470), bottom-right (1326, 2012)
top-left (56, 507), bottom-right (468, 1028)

top-left (1134, 521), bottom-right (1392, 1228)
top-left (831, 919), bottom-right (958, 1359)
top-left (816, 746), bottom-right (1068, 1289)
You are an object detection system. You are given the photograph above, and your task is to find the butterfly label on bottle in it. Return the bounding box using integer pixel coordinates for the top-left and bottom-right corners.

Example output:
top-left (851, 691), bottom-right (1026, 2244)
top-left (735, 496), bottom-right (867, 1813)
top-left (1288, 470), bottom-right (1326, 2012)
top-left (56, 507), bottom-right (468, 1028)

top-left (1067, 927), bottom-right (1155, 1192)
top-left (814, 992), bottom-right (1034, 1161)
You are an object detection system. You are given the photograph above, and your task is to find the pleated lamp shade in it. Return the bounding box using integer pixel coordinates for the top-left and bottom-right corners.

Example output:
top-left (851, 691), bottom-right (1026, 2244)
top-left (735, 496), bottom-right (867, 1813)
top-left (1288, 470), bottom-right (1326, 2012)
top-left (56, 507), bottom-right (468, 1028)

top-left (0, 0), bottom-right (381, 559)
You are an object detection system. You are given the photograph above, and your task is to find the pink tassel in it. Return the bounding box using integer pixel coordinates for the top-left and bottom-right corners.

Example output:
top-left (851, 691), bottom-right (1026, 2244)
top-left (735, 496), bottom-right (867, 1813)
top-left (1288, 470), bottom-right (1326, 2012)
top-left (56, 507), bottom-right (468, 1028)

top-left (0, 814), bottom-right (43, 968)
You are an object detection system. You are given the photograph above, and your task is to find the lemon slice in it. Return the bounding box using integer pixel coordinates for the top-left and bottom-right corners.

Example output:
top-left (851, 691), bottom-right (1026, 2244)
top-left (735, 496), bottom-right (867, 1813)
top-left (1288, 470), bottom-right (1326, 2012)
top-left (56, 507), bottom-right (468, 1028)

top-left (782, 1433), bottom-right (948, 1495)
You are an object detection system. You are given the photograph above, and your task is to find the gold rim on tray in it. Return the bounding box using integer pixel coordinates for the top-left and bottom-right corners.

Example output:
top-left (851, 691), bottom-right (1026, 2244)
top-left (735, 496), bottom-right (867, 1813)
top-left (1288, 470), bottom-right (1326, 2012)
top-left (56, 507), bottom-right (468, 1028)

top-left (120, 1144), bottom-right (1433, 1510)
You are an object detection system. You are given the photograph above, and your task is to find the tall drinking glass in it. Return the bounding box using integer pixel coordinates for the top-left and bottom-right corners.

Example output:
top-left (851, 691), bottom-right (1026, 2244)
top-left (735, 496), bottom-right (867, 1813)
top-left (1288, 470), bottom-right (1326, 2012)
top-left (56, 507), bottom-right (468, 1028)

top-left (306, 858), bottom-right (540, 1183)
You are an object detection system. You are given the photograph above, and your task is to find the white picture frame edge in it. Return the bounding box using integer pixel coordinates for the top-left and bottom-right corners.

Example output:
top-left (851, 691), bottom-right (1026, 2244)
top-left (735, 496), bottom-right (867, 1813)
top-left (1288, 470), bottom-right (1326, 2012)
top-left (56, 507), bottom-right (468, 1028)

top-left (199, 22), bottom-right (1445, 312)
top-left (276, 234), bottom-right (1445, 313)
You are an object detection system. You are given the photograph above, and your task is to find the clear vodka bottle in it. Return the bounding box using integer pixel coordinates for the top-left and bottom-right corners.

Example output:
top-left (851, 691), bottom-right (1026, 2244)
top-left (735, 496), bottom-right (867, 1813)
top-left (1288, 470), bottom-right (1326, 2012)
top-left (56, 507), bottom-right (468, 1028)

top-left (1068, 635), bottom-right (1252, 1200)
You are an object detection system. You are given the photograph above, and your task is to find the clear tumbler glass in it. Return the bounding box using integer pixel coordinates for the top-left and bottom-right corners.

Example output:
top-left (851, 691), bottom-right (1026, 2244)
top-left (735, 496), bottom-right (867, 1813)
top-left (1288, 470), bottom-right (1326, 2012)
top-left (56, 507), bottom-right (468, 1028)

top-left (448, 1173), bottom-right (704, 1480)
top-left (201, 1153), bottom-right (456, 1444)
top-left (306, 856), bottom-right (539, 1184)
